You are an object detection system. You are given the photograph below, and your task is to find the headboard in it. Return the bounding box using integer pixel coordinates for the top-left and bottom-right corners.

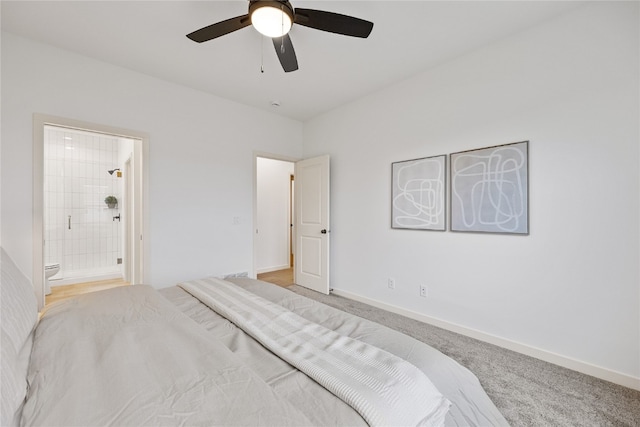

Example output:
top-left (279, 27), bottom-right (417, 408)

top-left (1, 247), bottom-right (39, 426)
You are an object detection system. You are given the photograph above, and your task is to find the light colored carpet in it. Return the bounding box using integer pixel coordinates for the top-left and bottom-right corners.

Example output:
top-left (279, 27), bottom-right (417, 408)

top-left (286, 284), bottom-right (640, 426)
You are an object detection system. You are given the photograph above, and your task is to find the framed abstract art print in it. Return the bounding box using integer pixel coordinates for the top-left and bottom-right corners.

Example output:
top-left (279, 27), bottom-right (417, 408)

top-left (391, 155), bottom-right (446, 231)
top-left (450, 141), bottom-right (529, 234)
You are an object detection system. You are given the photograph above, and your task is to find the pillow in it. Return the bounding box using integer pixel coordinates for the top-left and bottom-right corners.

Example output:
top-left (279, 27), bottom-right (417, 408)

top-left (1, 247), bottom-right (39, 426)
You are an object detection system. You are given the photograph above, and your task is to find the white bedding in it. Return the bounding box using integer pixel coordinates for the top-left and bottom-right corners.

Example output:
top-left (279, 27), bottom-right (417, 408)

top-left (162, 277), bottom-right (510, 426)
top-left (179, 277), bottom-right (451, 426)
top-left (14, 273), bottom-right (508, 426)
top-left (1, 248), bottom-right (39, 427)
top-left (22, 285), bottom-right (313, 426)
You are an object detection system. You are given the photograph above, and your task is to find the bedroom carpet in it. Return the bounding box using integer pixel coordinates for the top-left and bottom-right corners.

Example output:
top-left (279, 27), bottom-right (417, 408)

top-left (286, 284), bottom-right (640, 427)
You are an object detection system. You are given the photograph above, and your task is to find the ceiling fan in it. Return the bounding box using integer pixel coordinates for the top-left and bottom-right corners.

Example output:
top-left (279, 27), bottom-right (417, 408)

top-left (186, 0), bottom-right (374, 73)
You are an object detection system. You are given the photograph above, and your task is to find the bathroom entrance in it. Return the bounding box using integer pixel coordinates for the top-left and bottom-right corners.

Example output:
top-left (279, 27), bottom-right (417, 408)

top-left (43, 125), bottom-right (133, 288)
top-left (33, 114), bottom-right (149, 309)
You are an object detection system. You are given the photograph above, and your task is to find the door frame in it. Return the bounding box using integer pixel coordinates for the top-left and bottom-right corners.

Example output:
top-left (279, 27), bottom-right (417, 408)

top-left (252, 152), bottom-right (299, 281)
top-left (32, 113), bottom-right (150, 309)
top-left (124, 156), bottom-right (132, 283)
top-left (289, 173), bottom-right (294, 268)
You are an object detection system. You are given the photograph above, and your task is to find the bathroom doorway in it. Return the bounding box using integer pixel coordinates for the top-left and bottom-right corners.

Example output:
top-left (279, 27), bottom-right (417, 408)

top-left (33, 114), bottom-right (149, 309)
top-left (43, 125), bottom-right (132, 286)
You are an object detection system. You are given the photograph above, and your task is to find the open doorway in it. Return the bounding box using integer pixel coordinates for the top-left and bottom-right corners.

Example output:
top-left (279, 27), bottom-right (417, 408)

top-left (253, 153), bottom-right (331, 294)
top-left (42, 125), bottom-right (132, 287)
top-left (33, 114), bottom-right (149, 309)
top-left (254, 156), bottom-right (295, 287)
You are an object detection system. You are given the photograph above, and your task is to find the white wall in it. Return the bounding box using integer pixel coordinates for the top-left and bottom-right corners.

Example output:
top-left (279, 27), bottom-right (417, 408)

top-left (256, 157), bottom-right (294, 273)
top-left (303, 2), bottom-right (639, 383)
top-left (1, 33), bottom-right (303, 288)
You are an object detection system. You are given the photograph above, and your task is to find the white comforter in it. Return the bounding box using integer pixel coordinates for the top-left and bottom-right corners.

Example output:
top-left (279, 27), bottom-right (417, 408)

top-left (163, 278), bottom-right (510, 427)
top-left (22, 279), bottom-right (508, 426)
top-left (22, 285), bottom-right (313, 426)
top-left (179, 278), bottom-right (451, 426)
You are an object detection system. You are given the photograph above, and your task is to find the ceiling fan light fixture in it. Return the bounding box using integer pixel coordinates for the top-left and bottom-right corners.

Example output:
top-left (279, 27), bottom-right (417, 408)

top-left (250, 2), bottom-right (294, 38)
top-left (187, 0), bottom-right (373, 73)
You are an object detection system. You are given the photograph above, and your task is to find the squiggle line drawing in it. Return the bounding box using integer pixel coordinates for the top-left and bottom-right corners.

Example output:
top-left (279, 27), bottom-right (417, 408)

top-left (392, 157), bottom-right (444, 229)
top-left (452, 145), bottom-right (527, 232)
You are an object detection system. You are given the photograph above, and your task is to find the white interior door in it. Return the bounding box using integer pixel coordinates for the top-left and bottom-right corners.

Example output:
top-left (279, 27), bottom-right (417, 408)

top-left (294, 155), bottom-right (330, 294)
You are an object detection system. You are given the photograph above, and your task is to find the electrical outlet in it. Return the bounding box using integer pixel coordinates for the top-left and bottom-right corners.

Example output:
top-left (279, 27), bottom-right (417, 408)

top-left (388, 278), bottom-right (396, 289)
top-left (420, 285), bottom-right (428, 298)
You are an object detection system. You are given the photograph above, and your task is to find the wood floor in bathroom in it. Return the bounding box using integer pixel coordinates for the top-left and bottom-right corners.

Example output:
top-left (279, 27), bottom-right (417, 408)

top-left (45, 278), bottom-right (129, 307)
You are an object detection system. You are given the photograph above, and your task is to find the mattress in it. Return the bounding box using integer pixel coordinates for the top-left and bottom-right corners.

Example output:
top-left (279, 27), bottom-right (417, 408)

top-left (159, 277), bottom-right (509, 426)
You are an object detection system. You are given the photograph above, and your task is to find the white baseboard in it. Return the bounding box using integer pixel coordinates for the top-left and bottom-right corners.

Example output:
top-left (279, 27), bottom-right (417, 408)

top-left (331, 288), bottom-right (640, 391)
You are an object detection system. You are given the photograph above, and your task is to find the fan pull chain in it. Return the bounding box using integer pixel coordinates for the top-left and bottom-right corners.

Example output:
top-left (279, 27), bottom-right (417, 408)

top-left (260, 35), bottom-right (264, 73)
top-left (280, 4), bottom-right (285, 54)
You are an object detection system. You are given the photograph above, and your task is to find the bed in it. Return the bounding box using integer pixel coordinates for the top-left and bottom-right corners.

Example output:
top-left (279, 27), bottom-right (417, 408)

top-left (1, 247), bottom-right (508, 426)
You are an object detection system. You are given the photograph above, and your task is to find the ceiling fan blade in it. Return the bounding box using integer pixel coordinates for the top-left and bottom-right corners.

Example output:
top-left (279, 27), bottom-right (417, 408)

top-left (294, 8), bottom-right (373, 38)
top-left (272, 34), bottom-right (299, 73)
top-left (187, 14), bottom-right (251, 43)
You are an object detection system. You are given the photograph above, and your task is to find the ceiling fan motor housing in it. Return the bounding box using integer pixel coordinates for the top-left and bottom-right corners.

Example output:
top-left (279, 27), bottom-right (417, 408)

top-left (249, 0), bottom-right (295, 30)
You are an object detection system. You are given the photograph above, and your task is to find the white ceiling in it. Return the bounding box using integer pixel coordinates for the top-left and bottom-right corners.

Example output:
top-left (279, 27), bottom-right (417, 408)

top-left (1, 1), bottom-right (584, 121)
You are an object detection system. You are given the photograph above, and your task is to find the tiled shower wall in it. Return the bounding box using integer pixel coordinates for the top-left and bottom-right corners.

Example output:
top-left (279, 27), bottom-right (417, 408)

top-left (44, 126), bottom-right (124, 284)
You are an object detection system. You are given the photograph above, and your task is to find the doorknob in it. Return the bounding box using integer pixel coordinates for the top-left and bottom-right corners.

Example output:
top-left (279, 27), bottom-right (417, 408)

top-left (321, 229), bottom-right (328, 234)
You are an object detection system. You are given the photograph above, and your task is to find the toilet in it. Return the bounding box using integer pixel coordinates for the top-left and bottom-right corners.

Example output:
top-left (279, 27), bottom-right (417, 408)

top-left (44, 263), bottom-right (60, 296)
